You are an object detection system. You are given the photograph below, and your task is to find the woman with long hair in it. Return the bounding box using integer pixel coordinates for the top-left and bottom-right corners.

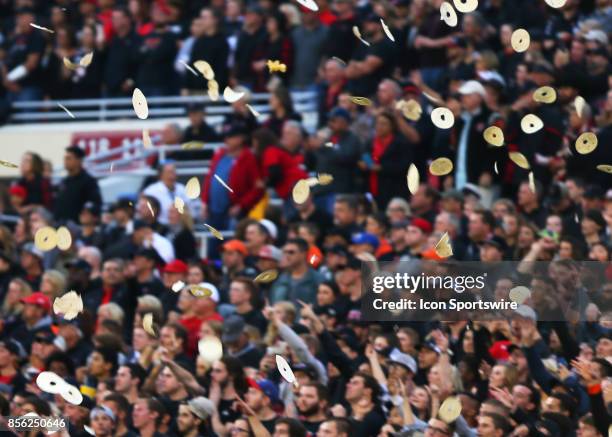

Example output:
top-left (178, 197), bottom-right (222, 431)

top-left (251, 11), bottom-right (294, 91)
top-left (262, 86), bottom-right (302, 137)
top-left (359, 111), bottom-right (413, 210)
top-left (167, 205), bottom-right (197, 261)
top-left (17, 152), bottom-right (53, 209)
top-left (208, 356), bottom-right (249, 432)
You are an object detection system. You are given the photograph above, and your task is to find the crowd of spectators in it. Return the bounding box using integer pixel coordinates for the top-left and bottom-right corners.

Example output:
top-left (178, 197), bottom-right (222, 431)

top-left (0, 0), bottom-right (610, 436)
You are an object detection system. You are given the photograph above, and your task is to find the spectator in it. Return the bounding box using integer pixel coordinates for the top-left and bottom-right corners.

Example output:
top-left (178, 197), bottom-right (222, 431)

top-left (53, 146), bottom-right (102, 224)
top-left (308, 108), bottom-right (362, 211)
top-left (263, 87), bottom-right (302, 137)
top-left (345, 14), bottom-right (397, 97)
top-left (2, 7), bottom-right (45, 102)
top-left (271, 238), bottom-right (323, 304)
top-left (234, 5), bottom-right (267, 90)
top-left (103, 7), bottom-right (140, 97)
top-left (182, 103), bottom-right (221, 148)
top-left (17, 151), bottom-right (52, 209)
top-left (291, 8), bottom-right (328, 90)
top-left (202, 122), bottom-right (263, 232)
top-left (360, 111), bottom-right (412, 209)
top-left (144, 162), bottom-right (197, 225)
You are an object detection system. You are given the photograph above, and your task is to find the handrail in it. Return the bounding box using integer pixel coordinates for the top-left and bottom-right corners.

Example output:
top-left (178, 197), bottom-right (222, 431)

top-left (11, 91), bottom-right (317, 109)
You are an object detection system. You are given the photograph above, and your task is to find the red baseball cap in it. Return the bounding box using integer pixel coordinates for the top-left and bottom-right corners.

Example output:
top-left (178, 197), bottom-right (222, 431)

top-left (9, 185), bottom-right (27, 199)
top-left (222, 239), bottom-right (248, 256)
top-left (20, 292), bottom-right (51, 312)
top-left (489, 340), bottom-right (512, 361)
top-left (163, 259), bottom-right (188, 274)
top-left (410, 218), bottom-right (433, 234)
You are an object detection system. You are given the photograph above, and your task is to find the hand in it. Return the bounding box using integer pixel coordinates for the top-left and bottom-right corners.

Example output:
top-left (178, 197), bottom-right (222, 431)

top-left (571, 359), bottom-right (600, 387)
top-left (209, 380), bottom-right (222, 405)
top-left (365, 343), bottom-right (376, 360)
top-left (330, 404), bottom-right (347, 418)
top-left (510, 425), bottom-right (530, 437)
top-left (430, 329), bottom-right (449, 354)
top-left (603, 383), bottom-right (612, 405)
top-left (410, 70), bottom-right (424, 88)
top-left (558, 364), bottom-right (571, 381)
top-left (235, 395), bottom-right (256, 416)
top-left (490, 386), bottom-right (514, 411)
top-left (479, 360), bottom-right (492, 380)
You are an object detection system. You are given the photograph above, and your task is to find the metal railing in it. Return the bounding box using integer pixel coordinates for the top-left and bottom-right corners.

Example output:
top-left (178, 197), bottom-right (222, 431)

top-left (9, 91), bottom-right (318, 123)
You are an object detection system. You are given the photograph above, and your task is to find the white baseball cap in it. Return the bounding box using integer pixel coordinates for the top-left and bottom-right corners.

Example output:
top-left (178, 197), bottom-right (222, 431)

top-left (458, 80), bottom-right (487, 98)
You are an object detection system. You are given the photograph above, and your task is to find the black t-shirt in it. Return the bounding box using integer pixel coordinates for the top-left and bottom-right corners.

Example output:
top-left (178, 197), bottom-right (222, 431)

top-left (186, 33), bottom-right (230, 90)
top-left (349, 408), bottom-right (386, 437)
top-left (261, 417), bottom-right (278, 434)
top-left (238, 308), bottom-right (268, 335)
top-left (136, 30), bottom-right (178, 92)
top-left (218, 398), bottom-right (241, 424)
top-left (302, 419), bottom-right (324, 435)
top-left (103, 32), bottom-right (141, 95)
top-left (4, 30), bottom-right (45, 87)
top-left (348, 38), bottom-right (396, 97)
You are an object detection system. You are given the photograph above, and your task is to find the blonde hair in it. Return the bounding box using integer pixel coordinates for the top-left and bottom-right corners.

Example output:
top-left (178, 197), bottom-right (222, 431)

top-left (137, 294), bottom-right (164, 324)
top-left (41, 270), bottom-right (67, 299)
top-left (98, 302), bottom-right (125, 326)
top-left (2, 278), bottom-right (32, 315)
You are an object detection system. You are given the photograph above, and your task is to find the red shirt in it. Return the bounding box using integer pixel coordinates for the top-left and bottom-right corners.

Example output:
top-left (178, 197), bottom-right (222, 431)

top-left (202, 146), bottom-right (264, 213)
top-left (180, 313), bottom-right (224, 357)
top-left (261, 146), bottom-right (308, 199)
top-left (369, 134), bottom-right (393, 196)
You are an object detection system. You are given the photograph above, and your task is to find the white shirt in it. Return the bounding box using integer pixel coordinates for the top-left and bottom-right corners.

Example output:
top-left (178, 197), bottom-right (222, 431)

top-left (143, 181), bottom-right (196, 225)
top-left (142, 232), bottom-right (175, 263)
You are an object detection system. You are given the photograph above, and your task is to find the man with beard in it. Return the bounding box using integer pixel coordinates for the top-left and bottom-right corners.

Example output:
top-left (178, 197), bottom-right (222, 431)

top-left (244, 378), bottom-right (280, 433)
top-left (295, 382), bottom-right (329, 434)
top-left (176, 400), bottom-right (213, 437)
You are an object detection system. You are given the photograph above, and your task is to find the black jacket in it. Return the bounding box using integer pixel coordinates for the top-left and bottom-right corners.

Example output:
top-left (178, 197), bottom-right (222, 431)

top-left (186, 32), bottom-right (229, 90)
top-left (368, 134), bottom-right (413, 210)
top-left (53, 169), bottom-right (102, 223)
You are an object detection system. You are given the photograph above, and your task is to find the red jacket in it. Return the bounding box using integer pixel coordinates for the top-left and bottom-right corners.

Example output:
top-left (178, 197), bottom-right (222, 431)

top-left (202, 147), bottom-right (263, 213)
top-left (261, 146), bottom-right (308, 199)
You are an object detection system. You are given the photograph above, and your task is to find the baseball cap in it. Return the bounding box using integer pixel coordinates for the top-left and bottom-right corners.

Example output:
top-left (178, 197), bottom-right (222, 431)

top-left (163, 259), bottom-right (188, 274)
top-left (292, 363), bottom-right (318, 380)
top-left (351, 232), bottom-right (379, 249)
top-left (22, 243), bottom-right (44, 259)
top-left (418, 340), bottom-right (441, 355)
top-left (482, 236), bottom-right (509, 253)
top-left (328, 107), bottom-right (351, 122)
top-left (90, 406), bottom-right (116, 423)
top-left (489, 340), bottom-right (512, 361)
top-left (198, 282), bottom-right (220, 303)
top-left (326, 244), bottom-right (349, 258)
top-left (9, 184), bottom-right (27, 199)
top-left (20, 292), bottom-right (51, 312)
top-left (462, 183), bottom-right (482, 200)
top-left (583, 185), bottom-right (604, 199)
top-left (458, 80), bottom-right (486, 98)
top-left (81, 201), bottom-right (100, 217)
top-left (221, 314), bottom-right (245, 343)
top-left (389, 348), bottom-right (417, 373)
top-left (247, 378), bottom-right (280, 403)
top-left (110, 198), bottom-right (134, 212)
top-left (584, 29), bottom-right (608, 45)
top-left (134, 247), bottom-right (161, 262)
top-left (409, 218), bottom-right (433, 234)
top-left (513, 304), bottom-right (538, 321)
top-left (222, 239), bottom-right (248, 256)
top-left (0, 339), bottom-right (23, 356)
top-left (65, 258), bottom-right (93, 273)
top-left (222, 121), bottom-right (247, 138)
top-left (258, 245), bottom-right (282, 262)
top-left (259, 219), bottom-right (278, 240)
top-left (188, 397), bottom-right (216, 420)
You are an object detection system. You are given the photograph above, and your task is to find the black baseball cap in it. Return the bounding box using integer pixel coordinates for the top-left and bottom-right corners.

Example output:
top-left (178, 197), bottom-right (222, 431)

top-left (65, 259), bottom-right (93, 273)
top-left (81, 201), bottom-right (100, 217)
